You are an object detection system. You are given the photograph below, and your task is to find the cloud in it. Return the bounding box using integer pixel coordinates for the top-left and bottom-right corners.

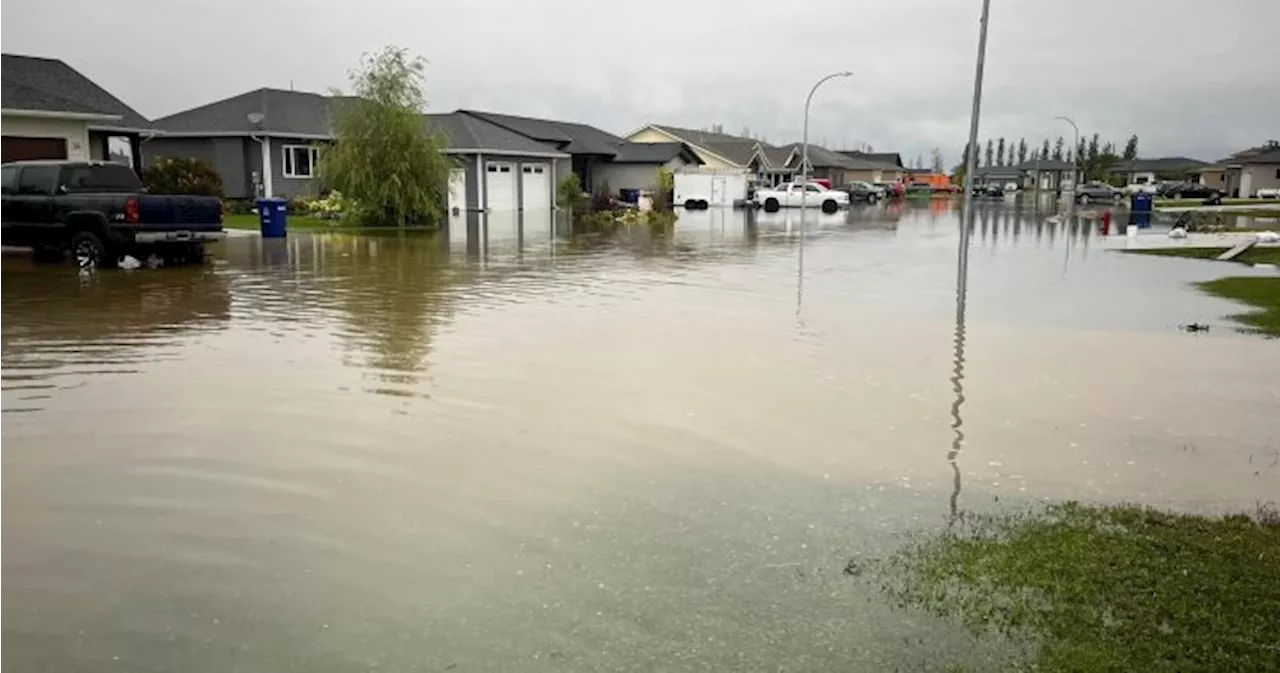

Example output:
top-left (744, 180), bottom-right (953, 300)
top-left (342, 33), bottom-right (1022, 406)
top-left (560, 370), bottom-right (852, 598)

top-left (4, 0), bottom-right (1276, 164)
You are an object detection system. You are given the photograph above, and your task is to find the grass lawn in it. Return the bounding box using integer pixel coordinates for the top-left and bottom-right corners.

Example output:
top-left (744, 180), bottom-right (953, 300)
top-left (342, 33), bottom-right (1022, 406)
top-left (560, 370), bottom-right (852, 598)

top-left (1123, 246), bottom-right (1280, 265)
top-left (873, 503), bottom-right (1280, 672)
top-left (1154, 197), bottom-right (1276, 208)
top-left (222, 213), bottom-right (432, 234)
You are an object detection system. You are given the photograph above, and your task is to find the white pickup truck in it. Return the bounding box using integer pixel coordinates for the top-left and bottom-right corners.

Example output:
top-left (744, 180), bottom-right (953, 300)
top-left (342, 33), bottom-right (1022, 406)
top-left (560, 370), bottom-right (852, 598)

top-left (754, 182), bottom-right (849, 213)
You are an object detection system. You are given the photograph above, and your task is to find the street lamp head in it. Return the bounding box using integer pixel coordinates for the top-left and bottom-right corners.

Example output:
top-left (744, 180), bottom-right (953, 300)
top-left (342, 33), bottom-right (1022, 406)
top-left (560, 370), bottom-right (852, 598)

top-left (837, 71), bottom-right (853, 77)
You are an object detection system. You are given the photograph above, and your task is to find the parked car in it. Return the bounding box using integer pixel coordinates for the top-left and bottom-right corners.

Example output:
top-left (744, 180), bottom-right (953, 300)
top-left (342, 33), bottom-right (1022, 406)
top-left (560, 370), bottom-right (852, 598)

top-left (1, 160), bottom-right (224, 268)
top-left (754, 181), bottom-right (850, 213)
top-left (904, 183), bottom-right (934, 197)
top-left (845, 181), bottom-right (883, 202)
top-left (875, 181), bottom-right (905, 198)
top-left (1257, 188), bottom-right (1280, 199)
top-left (1157, 181), bottom-right (1220, 200)
top-left (1003, 182), bottom-right (1019, 192)
top-left (1074, 181), bottom-right (1123, 204)
top-left (972, 184), bottom-right (1004, 197)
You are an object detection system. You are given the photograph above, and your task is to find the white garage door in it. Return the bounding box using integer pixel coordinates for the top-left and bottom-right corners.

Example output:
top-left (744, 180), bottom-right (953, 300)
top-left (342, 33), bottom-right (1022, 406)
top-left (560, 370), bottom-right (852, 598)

top-left (520, 164), bottom-right (550, 210)
top-left (486, 162), bottom-right (517, 210)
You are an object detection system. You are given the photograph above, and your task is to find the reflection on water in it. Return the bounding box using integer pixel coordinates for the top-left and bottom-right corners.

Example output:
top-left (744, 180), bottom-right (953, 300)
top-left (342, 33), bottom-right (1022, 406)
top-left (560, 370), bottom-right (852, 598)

top-left (3, 199), bottom-right (1278, 671)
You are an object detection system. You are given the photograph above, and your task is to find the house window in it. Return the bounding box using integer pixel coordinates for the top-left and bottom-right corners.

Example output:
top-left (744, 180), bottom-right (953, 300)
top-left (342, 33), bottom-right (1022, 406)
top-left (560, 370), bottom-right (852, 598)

top-left (1275, 168), bottom-right (1279, 180)
top-left (283, 144), bottom-right (318, 178)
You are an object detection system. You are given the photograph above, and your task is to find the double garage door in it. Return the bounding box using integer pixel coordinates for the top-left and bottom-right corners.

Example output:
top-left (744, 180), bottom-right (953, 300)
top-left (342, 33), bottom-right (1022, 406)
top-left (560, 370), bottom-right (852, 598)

top-left (2, 136), bottom-right (68, 163)
top-left (485, 162), bottom-right (550, 211)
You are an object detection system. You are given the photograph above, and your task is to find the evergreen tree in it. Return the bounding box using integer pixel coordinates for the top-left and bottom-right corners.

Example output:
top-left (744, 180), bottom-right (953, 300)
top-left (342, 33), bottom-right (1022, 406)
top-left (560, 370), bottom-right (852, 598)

top-left (1123, 135), bottom-right (1139, 160)
top-left (1052, 137), bottom-right (1064, 161)
top-left (1016, 138), bottom-right (1028, 165)
top-left (1041, 139), bottom-right (1051, 161)
top-left (984, 139), bottom-right (994, 167)
top-left (996, 137), bottom-right (1006, 166)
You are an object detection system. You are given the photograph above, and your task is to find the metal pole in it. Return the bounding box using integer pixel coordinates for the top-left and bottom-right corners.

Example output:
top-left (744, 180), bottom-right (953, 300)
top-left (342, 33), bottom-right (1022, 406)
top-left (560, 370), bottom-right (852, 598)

top-left (800, 71), bottom-right (852, 242)
top-left (958, 0), bottom-right (992, 277)
top-left (1055, 115), bottom-right (1079, 224)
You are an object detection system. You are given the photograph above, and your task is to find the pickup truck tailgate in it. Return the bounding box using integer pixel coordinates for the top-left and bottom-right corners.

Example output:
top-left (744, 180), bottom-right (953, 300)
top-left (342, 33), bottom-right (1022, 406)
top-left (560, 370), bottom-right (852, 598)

top-left (138, 195), bottom-right (222, 231)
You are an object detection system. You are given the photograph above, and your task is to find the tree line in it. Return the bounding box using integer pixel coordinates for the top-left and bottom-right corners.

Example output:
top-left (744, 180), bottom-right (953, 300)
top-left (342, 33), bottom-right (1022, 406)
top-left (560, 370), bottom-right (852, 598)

top-left (954, 134), bottom-right (1140, 183)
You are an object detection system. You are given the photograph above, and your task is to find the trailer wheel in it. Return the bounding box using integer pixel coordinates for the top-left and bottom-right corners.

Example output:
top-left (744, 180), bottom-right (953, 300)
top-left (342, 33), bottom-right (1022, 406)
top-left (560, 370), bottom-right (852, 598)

top-left (821, 199), bottom-right (838, 214)
top-left (764, 198), bottom-right (780, 213)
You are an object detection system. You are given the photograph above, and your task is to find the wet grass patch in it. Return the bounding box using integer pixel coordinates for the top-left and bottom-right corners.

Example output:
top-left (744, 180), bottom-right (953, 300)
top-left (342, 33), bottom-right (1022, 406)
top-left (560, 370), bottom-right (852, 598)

top-left (1123, 246), bottom-right (1280, 265)
top-left (1195, 277), bottom-right (1280, 337)
top-left (868, 502), bottom-right (1280, 672)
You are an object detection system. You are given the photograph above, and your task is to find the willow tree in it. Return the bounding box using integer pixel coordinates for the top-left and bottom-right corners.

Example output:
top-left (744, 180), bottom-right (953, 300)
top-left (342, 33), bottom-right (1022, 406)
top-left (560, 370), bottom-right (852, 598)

top-left (320, 47), bottom-right (450, 228)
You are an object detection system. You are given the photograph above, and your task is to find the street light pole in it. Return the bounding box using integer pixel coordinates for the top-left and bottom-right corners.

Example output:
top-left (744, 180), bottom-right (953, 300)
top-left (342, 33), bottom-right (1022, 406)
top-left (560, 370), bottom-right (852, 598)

top-left (800, 71), bottom-right (853, 239)
top-left (1054, 115), bottom-right (1079, 223)
top-left (958, 0), bottom-right (992, 281)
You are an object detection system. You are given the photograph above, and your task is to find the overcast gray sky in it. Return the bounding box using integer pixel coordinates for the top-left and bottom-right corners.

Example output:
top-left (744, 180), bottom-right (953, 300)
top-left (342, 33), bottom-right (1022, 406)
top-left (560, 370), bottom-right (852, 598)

top-left (5, 0), bottom-right (1277, 165)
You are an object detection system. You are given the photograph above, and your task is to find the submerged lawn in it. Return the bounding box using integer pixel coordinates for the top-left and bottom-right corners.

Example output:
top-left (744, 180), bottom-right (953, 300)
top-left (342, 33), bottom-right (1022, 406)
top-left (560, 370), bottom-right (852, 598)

top-left (221, 213), bottom-right (429, 234)
top-left (876, 503), bottom-right (1280, 672)
top-left (1122, 247), bottom-right (1280, 336)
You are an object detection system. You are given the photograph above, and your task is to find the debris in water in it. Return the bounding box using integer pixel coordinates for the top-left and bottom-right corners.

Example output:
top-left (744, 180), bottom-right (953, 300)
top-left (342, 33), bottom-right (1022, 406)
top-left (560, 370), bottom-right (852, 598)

top-left (1181, 323), bottom-right (1210, 333)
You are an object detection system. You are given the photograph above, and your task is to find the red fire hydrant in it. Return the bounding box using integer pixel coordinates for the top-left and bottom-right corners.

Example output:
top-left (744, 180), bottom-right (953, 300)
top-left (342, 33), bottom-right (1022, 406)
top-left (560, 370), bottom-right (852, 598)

top-left (1100, 210), bottom-right (1112, 236)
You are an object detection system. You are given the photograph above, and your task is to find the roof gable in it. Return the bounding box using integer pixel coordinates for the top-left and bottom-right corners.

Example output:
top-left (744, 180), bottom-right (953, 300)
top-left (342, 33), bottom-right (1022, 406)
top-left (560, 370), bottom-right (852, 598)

top-left (610, 142), bottom-right (701, 164)
top-left (423, 112), bottom-right (565, 156)
top-left (463, 110), bottom-right (624, 156)
top-left (153, 88), bottom-right (338, 137)
top-left (2, 53), bottom-right (149, 129)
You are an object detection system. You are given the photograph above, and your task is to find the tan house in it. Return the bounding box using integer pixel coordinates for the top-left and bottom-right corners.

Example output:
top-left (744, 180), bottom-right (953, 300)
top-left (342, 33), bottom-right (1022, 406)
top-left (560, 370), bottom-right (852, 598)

top-left (1, 53), bottom-right (151, 171)
top-left (1201, 144), bottom-right (1280, 197)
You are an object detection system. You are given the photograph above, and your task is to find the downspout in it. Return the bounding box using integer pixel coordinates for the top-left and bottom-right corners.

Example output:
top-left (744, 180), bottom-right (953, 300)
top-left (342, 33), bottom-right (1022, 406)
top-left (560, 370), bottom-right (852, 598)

top-left (476, 153), bottom-right (485, 212)
top-left (251, 133), bottom-right (273, 198)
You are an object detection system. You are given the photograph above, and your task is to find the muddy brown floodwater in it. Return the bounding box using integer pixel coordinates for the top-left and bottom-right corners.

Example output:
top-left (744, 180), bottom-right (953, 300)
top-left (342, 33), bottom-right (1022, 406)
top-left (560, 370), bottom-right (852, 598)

top-left (4, 199), bottom-right (1278, 671)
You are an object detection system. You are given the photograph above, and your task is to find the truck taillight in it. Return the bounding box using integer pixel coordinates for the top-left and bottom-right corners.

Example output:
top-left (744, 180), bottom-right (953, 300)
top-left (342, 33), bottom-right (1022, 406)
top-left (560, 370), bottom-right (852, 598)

top-left (125, 197), bottom-right (139, 224)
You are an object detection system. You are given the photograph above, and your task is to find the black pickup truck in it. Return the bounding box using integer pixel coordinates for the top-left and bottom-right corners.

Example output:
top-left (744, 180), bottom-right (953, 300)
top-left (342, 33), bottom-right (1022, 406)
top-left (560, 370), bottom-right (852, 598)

top-left (1, 160), bottom-right (224, 268)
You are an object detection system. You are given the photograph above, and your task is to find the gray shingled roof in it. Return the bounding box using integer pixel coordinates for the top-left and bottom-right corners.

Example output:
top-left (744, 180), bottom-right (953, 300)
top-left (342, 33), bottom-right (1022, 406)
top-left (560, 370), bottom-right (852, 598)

top-left (838, 151), bottom-right (905, 168)
top-left (1236, 148), bottom-right (1280, 164)
top-left (423, 112), bottom-right (566, 156)
top-left (775, 143), bottom-right (859, 170)
top-left (463, 110), bottom-right (624, 156)
top-left (758, 145), bottom-right (797, 169)
top-left (153, 88), bottom-right (340, 136)
top-left (1013, 158), bottom-right (1077, 171)
top-left (2, 53), bottom-right (149, 129)
top-left (1109, 157), bottom-right (1207, 173)
top-left (702, 140), bottom-right (761, 166)
top-left (611, 142), bottom-right (700, 164)
top-left (649, 124), bottom-right (753, 146)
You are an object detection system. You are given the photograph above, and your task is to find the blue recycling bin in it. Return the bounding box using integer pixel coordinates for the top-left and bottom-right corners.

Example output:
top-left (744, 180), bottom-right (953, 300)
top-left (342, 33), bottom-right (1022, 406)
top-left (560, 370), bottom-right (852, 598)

top-left (256, 198), bottom-right (288, 238)
top-left (1129, 192), bottom-right (1153, 229)
top-left (619, 188), bottom-right (640, 204)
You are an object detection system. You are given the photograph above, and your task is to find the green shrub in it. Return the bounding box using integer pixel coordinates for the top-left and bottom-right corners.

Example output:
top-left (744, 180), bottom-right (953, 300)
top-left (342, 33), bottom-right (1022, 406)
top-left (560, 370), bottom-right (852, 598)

top-left (142, 157), bottom-right (224, 197)
top-left (557, 173), bottom-right (589, 210)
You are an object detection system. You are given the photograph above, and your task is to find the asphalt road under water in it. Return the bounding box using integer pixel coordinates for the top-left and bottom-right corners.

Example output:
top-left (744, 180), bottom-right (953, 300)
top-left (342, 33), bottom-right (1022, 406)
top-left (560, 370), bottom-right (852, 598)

top-left (3, 198), bottom-right (1277, 671)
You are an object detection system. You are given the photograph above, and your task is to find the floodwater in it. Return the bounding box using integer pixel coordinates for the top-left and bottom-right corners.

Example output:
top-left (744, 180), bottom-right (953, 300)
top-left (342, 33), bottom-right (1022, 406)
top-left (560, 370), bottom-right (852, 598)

top-left (4, 198), bottom-right (1278, 671)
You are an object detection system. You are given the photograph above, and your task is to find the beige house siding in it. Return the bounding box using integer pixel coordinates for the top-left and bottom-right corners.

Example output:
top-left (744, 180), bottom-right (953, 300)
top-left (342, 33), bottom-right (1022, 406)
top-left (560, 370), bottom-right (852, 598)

top-left (1241, 163), bottom-right (1280, 196)
top-left (594, 156), bottom-right (694, 193)
top-left (626, 127), bottom-right (743, 170)
top-left (1, 114), bottom-right (92, 160)
top-left (1198, 169), bottom-right (1226, 188)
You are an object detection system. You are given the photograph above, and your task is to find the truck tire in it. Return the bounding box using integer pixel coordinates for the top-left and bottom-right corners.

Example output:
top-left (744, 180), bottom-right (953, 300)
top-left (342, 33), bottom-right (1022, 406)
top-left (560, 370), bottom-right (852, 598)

top-left (821, 199), bottom-right (838, 214)
top-left (70, 230), bottom-right (113, 270)
top-left (1078, 194), bottom-right (1090, 205)
top-left (764, 198), bottom-right (780, 213)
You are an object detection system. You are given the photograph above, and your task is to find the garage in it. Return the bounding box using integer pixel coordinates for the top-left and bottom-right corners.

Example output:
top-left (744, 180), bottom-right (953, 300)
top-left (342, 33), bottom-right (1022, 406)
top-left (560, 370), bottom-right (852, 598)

top-left (520, 163), bottom-right (550, 210)
top-left (2, 136), bottom-right (68, 163)
top-left (485, 162), bottom-right (517, 210)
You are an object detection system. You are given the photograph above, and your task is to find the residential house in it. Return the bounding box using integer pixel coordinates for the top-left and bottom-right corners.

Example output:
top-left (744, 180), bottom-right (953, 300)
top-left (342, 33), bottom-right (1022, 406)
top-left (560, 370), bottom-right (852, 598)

top-left (147, 88), bottom-right (570, 212)
top-left (2, 53), bottom-right (151, 171)
top-left (593, 142), bottom-right (703, 194)
top-left (1108, 157), bottom-right (1207, 187)
top-left (626, 124), bottom-right (762, 172)
top-left (837, 151), bottom-right (908, 183)
top-left (968, 159), bottom-right (1080, 191)
top-left (147, 88), bottom-right (337, 199)
top-left (1197, 144), bottom-right (1280, 197)
top-left (835, 151), bottom-right (908, 183)
top-left (461, 110), bottom-right (629, 194)
top-left (747, 145), bottom-right (800, 186)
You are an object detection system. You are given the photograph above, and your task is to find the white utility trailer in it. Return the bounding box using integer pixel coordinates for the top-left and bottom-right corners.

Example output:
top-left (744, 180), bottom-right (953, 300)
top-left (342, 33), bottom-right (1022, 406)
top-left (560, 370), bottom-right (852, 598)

top-left (673, 170), bottom-right (748, 209)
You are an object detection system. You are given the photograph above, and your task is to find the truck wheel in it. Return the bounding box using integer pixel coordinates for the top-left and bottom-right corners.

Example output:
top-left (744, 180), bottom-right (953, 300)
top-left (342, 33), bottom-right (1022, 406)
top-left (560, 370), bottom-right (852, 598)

top-left (164, 243), bottom-right (205, 266)
top-left (70, 230), bottom-right (113, 270)
top-left (821, 200), bottom-right (838, 214)
top-left (764, 198), bottom-right (780, 213)
top-left (1078, 194), bottom-right (1090, 205)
